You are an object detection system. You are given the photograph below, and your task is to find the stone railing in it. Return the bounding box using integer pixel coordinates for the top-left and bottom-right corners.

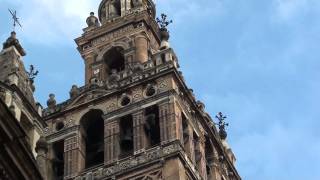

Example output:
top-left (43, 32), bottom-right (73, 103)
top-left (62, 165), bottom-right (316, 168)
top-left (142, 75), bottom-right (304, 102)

top-left (74, 141), bottom-right (182, 180)
top-left (43, 48), bottom-right (178, 117)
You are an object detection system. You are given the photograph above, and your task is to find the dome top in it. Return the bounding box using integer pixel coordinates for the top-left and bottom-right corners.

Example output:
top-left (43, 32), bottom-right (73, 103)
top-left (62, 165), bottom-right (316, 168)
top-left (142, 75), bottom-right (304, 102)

top-left (98, 0), bottom-right (156, 23)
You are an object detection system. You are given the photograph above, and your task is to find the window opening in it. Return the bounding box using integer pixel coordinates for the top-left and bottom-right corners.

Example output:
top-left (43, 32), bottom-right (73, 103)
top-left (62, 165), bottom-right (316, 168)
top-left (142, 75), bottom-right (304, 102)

top-left (120, 115), bottom-right (134, 158)
top-left (52, 140), bottom-right (64, 180)
top-left (144, 105), bottom-right (161, 147)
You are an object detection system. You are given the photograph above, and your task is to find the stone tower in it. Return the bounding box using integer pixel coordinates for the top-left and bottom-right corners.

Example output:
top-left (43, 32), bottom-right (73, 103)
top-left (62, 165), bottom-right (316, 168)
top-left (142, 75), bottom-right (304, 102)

top-left (0, 31), bottom-right (46, 156)
top-left (40, 0), bottom-right (241, 180)
top-left (0, 31), bottom-right (46, 179)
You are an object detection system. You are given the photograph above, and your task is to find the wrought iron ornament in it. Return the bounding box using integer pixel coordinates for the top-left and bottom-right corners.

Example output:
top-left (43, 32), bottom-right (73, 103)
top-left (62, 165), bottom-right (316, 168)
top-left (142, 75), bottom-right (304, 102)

top-left (215, 112), bottom-right (229, 140)
top-left (8, 9), bottom-right (22, 31)
top-left (27, 65), bottom-right (39, 81)
top-left (156, 13), bottom-right (173, 29)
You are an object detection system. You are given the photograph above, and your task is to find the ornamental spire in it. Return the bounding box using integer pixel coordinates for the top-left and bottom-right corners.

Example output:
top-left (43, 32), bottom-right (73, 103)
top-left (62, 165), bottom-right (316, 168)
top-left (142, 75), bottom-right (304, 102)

top-left (216, 112), bottom-right (229, 140)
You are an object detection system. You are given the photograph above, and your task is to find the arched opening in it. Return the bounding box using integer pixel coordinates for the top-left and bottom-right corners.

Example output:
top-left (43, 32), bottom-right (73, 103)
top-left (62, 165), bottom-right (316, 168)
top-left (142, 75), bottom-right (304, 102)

top-left (80, 110), bottom-right (104, 169)
top-left (144, 105), bottom-right (161, 147)
top-left (119, 115), bottom-right (134, 158)
top-left (52, 140), bottom-right (64, 180)
top-left (104, 47), bottom-right (125, 76)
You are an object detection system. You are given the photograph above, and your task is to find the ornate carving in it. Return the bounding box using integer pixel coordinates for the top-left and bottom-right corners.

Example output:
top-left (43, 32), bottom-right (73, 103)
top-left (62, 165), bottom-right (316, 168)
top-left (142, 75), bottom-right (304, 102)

top-left (91, 25), bottom-right (134, 46)
top-left (76, 143), bottom-right (180, 179)
top-left (157, 77), bottom-right (169, 93)
top-left (106, 97), bottom-right (118, 112)
top-left (132, 86), bottom-right (143, 102)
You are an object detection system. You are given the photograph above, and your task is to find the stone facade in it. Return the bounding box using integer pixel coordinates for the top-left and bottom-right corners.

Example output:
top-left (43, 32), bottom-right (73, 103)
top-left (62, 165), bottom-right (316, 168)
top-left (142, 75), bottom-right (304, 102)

top-left (0, 0), bottom-right (241, 180)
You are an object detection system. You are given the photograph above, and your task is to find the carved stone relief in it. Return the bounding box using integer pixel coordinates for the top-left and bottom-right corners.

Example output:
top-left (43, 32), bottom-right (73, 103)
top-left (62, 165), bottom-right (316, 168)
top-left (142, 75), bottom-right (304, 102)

top-left (106, 97), bottom-right (118, 112)
top-left (132, 86), bottom-right (143, 102)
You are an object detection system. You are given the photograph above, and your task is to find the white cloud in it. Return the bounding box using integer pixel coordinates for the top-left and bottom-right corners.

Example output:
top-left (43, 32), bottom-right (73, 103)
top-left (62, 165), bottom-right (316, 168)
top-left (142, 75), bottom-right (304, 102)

top-left (2, 0), bottom-right (225, 46)
top-left (4, 0), bottom-right (100, 46)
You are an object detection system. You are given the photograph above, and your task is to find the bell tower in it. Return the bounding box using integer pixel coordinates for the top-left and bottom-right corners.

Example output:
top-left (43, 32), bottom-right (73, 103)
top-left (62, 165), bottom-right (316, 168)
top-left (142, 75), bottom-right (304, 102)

top-left (41, 0), bottom-right (241, 180)
top-left (75, 0), bottom-right (158, 85)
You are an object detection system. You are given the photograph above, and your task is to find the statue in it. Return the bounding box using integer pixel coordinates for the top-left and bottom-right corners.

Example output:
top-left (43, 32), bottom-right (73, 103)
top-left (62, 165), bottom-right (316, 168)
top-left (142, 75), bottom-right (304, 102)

top-left (107, 69), bottom-right (120, 89)
top-left (86, 12), bottom-right (100, 27)
top-left (47, 94), bottom-right (56, 109)
top-left (69, 85), bottom-right (79, 99)
top-left (109, 0), bottom-right (120, 18)
top-left (3, 31), bottom-right (26, 56)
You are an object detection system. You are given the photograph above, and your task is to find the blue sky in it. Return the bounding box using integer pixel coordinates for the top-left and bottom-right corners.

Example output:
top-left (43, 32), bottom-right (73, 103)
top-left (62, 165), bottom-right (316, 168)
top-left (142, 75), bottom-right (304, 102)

top-left (1, 0), bottom-right (320, 179)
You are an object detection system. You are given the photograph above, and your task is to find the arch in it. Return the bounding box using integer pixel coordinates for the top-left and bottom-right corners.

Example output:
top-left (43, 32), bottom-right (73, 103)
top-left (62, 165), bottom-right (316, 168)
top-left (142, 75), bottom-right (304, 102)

top-left (103, 47), bottom-right (125, 74)
top-left (98, 0), bottom-right (156, 22)
top-left (96, 42), bottom-right (129, 62)
top-left (80, 109), bottom-right (104, 168)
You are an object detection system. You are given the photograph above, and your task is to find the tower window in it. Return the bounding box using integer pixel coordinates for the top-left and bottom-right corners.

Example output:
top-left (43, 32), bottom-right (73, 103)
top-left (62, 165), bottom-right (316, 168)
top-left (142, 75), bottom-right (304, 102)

top-left (56, 122), bottom-right (65, 131)
top-left (120, 96), bottom-right (131, 107)
top-left (182, 113), bottom-right (189, 146)
top-left (120, 115), bottom-right (134, 158)
top-left (145, 85), bottom-right (157, 97)
top-left (52, 140), bottom-right (64, 180)
top-left (80, 110), bottom-right (104, 169)
top-left (104, 47), bottom-right (125, 76)
top-left (144, 105), bottom-right (161, 147)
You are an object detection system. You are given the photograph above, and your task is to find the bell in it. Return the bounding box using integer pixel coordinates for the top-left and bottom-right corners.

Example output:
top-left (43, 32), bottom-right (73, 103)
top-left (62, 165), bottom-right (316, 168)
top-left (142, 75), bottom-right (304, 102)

top-left (121, 128), bottom-right (133, 142)
top-left (146, 114), bottom-right (156, 127)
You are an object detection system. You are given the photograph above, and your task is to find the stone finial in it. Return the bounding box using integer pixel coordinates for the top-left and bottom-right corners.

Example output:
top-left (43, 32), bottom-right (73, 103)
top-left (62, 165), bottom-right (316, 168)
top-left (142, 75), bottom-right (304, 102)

top-left (196, 101), bottom-right (205, 112)
top-left (86, 12), bottom-right (100, 27)
top-left (69, 85), bottom-right (79, 99)
top-left (215, 112), bottom-right (229, 140)
top-left (157, 14), bottom-right (172, 50)
top-left (47, 94), bottom-right (56, 108)
top-left (3, 31), bottom-right (26, 56)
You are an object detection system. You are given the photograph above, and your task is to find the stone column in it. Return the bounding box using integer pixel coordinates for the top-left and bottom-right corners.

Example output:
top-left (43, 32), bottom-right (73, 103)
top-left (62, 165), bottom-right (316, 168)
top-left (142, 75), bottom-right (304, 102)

top-left (133, 110), bottom-right (148, 154)
top-left (64, 133), bottom-right (85, 179)
top-left (84, 55), bottom-right (95, 85)
top-left (35, 137), bottom-right (48, 180)
top-left (135, 35), bottom-right (148, 63)
top-left (104, 119), bottom-right (120, 164)
top-left (163, 158), bottom-right (186, 180)
top-left (159, 99), bottom-right (178, 143)
top-left (198, 137), bottom-right (208, 180)
top-left (184, 125), bottom-right (195, 162)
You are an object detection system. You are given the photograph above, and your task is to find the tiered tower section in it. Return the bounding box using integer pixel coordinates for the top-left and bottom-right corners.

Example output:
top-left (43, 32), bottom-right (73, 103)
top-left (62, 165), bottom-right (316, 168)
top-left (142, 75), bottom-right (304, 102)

top-left (40, 0), bottom-right (241, 180)
top-left (0, 31), bottom-right (46, 157)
